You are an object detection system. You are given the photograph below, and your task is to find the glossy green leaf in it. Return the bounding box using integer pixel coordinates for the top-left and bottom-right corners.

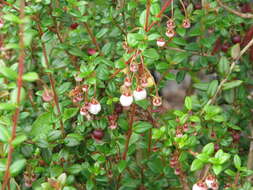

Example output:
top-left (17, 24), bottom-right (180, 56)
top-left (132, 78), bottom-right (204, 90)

top-left (133, 121), bottom-right (152, 134)
top-left (0, 103), bottom-right (17, 111)
top-left (218, 57), bottom-right (229, 76)
top-left (0, 67), bottom-right (17, 80)
top-left (142, 48), bottom-right (160, 60)
top-left (202, 143), bottom-right (214, 155)
top-left (231, 43), bottom-right (240, 60)
top-left (190, 159), bottom-right (204, 171)
top-left (10, 87), bottom-right (26, 104)
top-left (31, 112), bottom-right (53, 137)
top-left (234, 154), bottom-right (241, 170)
top-left (0, 125), bottom-right (11, 142)
top-left (10, 159), bottom-right (26, 176)
top-left (117, 160), bottom-right (127, 173)
top-left (12, 134), bottom-right (27, 147)
top-left (207, 80), bottom-right (218, 97)
top-left (223, 80), bottom-right (243, 90)
top-left (212, 164), bottom-right (222, 175)
top-left (22, 72), bottom-right (39, 82)
top-left (63, 108), bottom-right (78, 122)
top-left (184, 96), bottom-right (192, 110)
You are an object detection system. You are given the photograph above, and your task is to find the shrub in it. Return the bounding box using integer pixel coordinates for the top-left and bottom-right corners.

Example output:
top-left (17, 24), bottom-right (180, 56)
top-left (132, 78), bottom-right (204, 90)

top-left (1, 0), bottom-right (253, 189)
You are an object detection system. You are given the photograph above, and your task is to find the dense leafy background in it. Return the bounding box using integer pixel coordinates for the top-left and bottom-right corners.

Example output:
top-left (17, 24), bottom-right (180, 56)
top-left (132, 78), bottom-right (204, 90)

top-left (1, 0), bottom-right (253, 189)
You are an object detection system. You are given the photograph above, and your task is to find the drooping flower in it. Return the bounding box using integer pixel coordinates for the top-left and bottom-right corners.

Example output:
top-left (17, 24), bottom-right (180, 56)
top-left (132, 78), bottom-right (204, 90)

top-left (157, 38), bottom-right (166, 47)
top-left (166, 29), bottom-right (175, 38)
top-left (133, 87), bottom-right (147, 101)
top-left (152, 96), bottom-right (162, 106)
top-left (192, 182), bottom-right (208, 190)
top-left (88, 99), bottom-right (101, 115)
top-left (182, 18), bottom-right (191, 28)
top-left (120, 92), bottom-right (133, 107)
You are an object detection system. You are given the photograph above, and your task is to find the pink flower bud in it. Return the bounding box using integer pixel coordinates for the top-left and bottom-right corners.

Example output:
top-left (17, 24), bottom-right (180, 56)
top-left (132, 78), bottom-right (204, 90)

top-left (130, 62), bottom-right (138, 72)
top-left (140, 77), bottom-right (148, 88)
top-left (124, 77), bottom-right (132, 87)
top-left (182, 18), bottom-right (191, 28)
top-left (0, 19), bottom-right (4, 28)
top-left (87, 48), bottom-right (96, 55)
top-left (167, 19), bottom-right (176, 29)
top-left (166, 29), bottom-right (175, 38)
top-left (174, 168), bottom-right (181, 175)
top-left (109, 124), bottom-right (117, 130)
top-left (42, 89), bottom-right (53, 102)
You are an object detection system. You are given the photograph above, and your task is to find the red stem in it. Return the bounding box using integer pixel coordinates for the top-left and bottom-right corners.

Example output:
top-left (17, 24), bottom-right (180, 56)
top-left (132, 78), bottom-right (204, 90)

top-left (1, 0), bottom-right (25, 189)
top-left (146, 0), bottom-right (173, 32)
top-left (179, 169), bottom-right (191, 190)
top-left (47, 6), bottom-right (79, 69)
top-left (147, 108), bottom-right (156, 154)
top-left (148, 129), bottom-right (152, 154)
top-left (122, 104), bottom-right (136, 160)
top-left (157, 0), bottom-right (173, 18)
top-left (83, 22), bottom-right (102, 56)
top-left (37, 23), bottom-right (65, 137)
top-left (145, 0), bottom-right (151, 32)
top-left (0, 0), bottom-right (19, 12)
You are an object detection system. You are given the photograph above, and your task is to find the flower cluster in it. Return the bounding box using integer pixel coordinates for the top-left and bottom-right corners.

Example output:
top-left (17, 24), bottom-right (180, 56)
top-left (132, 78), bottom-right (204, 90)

top-left (23, 171), bottom-right (37, 188)
top-left (157, 15), bottom-right (191, 47)
top-left (69, 82), bottom-right (101, 120)
top-left (170, 152), bottom-right (181, 175)
top-left (175, 121), bottom-right (197, 138)
top-left (192, 175), bottom-right (219, 190)
top-left (119, 53), bottom-right (162, 108)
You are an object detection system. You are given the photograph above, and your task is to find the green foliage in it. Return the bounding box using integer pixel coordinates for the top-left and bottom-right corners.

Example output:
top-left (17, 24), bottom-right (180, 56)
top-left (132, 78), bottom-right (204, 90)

top-left (0, 0), bottom-right (253, 189)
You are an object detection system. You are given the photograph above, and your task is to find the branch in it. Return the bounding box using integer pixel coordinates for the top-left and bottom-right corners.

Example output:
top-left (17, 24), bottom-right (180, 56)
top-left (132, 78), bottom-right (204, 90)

top-left (233, 171), bottom-right (240, 187)
top-left (109, 50), bottom-right (141, 79)
top-left (111, 17), bottom-right (127, 36)
top-left (146, 0), bottom-right (173, 32)
top-left (0, 0), bottom-right (19, 12)
top-left (37, 23), bottom-right (65, 137)
top-left (1, 0), bottom-right (25, 189)
top-left (122, 104), bottom-right (136, 160)
top-left (216, 0), bottom-right (253, 19)
top-left (179, 171), bottom-right (191, 190)
top-left (144, 0), bottom-right (151, 32)
top-left (202, 37), bottom-right (253, 112)
top-left (157, 0), bottom-right (173, 18)
top-left (247, 121), bottom-right (253, 181)
top-left (147, 107), bottom-right (159, 154)
top-left (47, 6), bottom-right (79, 69)
top-left (199, 164), bottom-right (211, 180)
top-left (83, 22), bottom-right (103, 56)
top-left (166, 46), bottom-right (209, 56)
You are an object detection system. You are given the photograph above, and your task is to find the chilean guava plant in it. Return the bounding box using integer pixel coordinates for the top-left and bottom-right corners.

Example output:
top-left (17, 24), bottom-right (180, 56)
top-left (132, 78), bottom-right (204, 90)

top-left (1, 0), bottom-right (253, 189)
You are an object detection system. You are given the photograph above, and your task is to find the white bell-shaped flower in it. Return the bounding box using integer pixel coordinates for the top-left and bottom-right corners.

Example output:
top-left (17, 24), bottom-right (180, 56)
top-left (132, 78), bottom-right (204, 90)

top-left (88, 99), bottom-right (101, 115)
top-left (157, 38), bottom-right (166, 47)
top-left (192, 182), bottom-right (208, 190)
top-left (120, 92), bottom-right (133, 107)
top-left (133, 87), bottom-right (147, 101)
top-left (205, 175), bottom-right (216, 189)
